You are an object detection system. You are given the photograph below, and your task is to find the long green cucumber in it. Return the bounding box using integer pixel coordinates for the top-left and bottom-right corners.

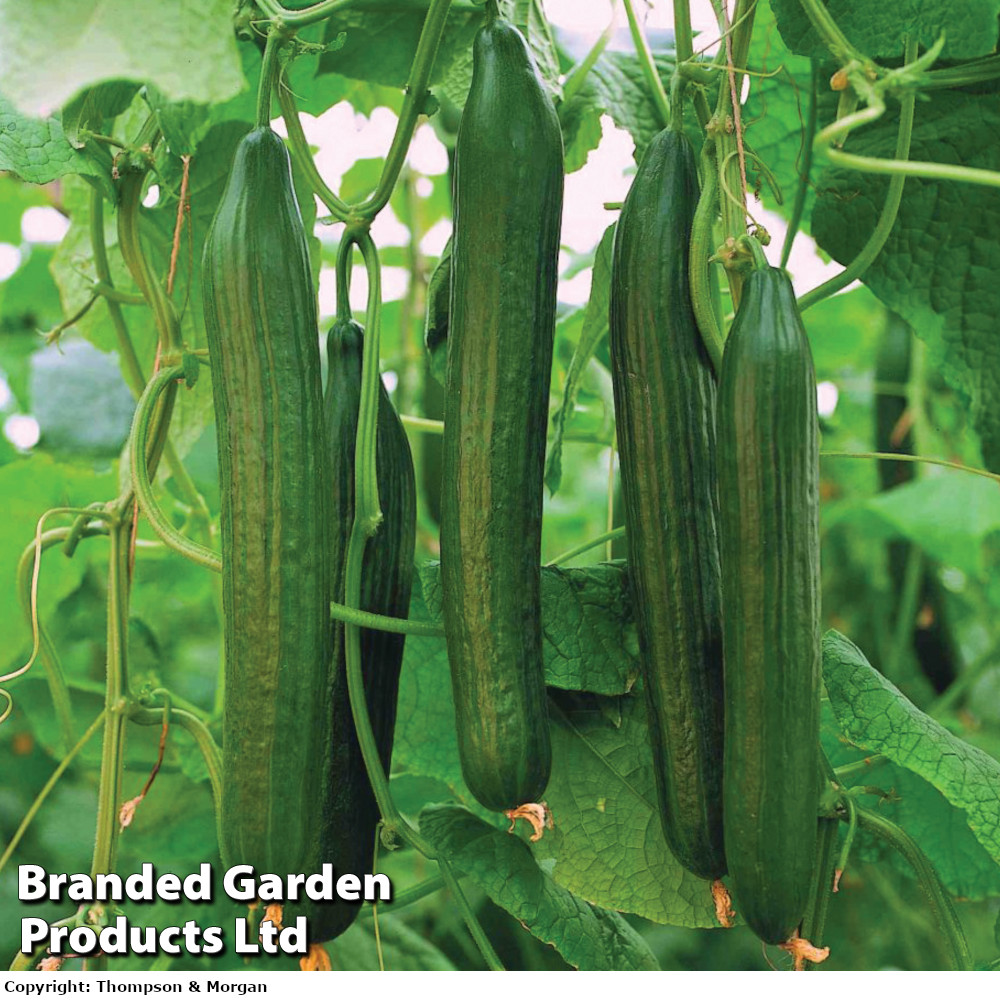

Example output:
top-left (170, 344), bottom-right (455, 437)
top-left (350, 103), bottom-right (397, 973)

top-left (202, 126), bottom-right (331, 878)
top-left (440, 10), bottom-right (563, 813)
top-left (311, 317), bottom-right (416, 943)
top-left (608, 127), bottom-right (726, 881)
top-left (717, 265), bottom-right (821, 945)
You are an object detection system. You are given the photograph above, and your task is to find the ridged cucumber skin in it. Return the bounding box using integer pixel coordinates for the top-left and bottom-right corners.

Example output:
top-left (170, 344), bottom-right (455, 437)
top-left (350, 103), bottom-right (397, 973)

top-left (717, 266), bottom-right (821, 945)
top-left (608, 128), bottom-right (726, 881)
top-left (310, 317), bottom-right (416, 943)
top-left (202, 127), bottom-right (331, 878)
top-left (441, 16), bottom-right (563, 813)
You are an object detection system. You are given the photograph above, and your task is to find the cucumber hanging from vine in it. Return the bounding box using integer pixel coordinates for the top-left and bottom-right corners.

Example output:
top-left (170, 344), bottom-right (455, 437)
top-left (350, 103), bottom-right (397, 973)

top-left (202, 126), bottom-right (332, 881)
top-left (716, 260), bottom-right (822, 947)
top-left (440, 6), bottom-right (563, 818)
top-left (608, 127), bottom-right (726, 882)
top-left (310, 308), bottom-right (416, 944)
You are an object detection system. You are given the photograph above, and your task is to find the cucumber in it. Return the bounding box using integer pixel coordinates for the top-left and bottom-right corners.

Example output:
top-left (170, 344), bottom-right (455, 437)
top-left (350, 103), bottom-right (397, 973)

top-left (608, 127), bottom-right (726, 881)
top-left (311, 317), bottom-right (416, 943)
top-left (716, 265), bottom-right (821, 945)
top-left (202, 126), bottom-right (331, 878)
top-left (440, 11), bottom-right (563, 813)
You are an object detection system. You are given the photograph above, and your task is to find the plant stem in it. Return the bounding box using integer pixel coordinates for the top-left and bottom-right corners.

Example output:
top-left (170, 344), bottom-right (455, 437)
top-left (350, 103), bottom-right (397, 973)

top-left (438, 861), bottom-right (505, 971)
top-left (621, 0), bottom-right (670, 130)
top-left (928, 640), bottom-right (1000, 716)
top-left (388, 873), bottom-right (447, 909)
top-left (129, 368), bottom-right (222, 573)
top-left (855, 805), bottom-right (972, 969)
top-left (90, 519), bottom-right (131, 902)
top-left (780, 62), bottom-right (818, 269)
top-left (547, 527), bottom-right (626, 567)
top-left (330, 600), bottom-right (444, 637)
top-left (256, 27), bottom-right (288, 128)
top-left (799, 816), bottom-right (838, 969)
top-left (0, 710), bottom-right (105, 875)
top-left (796, 0), bottom-right (868, 65)
top-left (130, 705), bottom-right (223, 847)
top-left (885, 543), bottom-right (923, 683)
top-left (400, 413), bottom-right (444, 435)
top-left (834, 754), bottom-right (887, 784)
top-left (15, 529), bottom-right (87, 754)
top-left (277, 82), bottom-right (350, 221)
top-left (355, 0), bottom-right (453, 220)
top-left (820, 451), bottom-right (1000, 486)
top-left (799, 41), bottom-right (917, 312)
top-left (689, 142), bottom-right (725, 372)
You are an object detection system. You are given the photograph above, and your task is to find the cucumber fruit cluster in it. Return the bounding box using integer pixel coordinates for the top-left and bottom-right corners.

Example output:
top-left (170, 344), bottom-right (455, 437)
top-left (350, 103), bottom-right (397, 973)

top-left (609, 127), bottom-right (726, 882)
top-left (609, 129), bottom-right (822, 946)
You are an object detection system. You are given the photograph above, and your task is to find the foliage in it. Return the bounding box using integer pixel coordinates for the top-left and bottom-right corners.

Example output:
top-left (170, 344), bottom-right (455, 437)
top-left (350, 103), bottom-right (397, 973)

top-left (1, 0), bottom-right (999, 974)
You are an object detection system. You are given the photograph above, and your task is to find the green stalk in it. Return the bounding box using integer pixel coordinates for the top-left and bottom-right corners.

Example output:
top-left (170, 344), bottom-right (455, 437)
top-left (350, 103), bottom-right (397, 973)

top-left (88, 518), bottom-right (132, 976)
top-left (780, 62), bottom-right (818, 269)
top-left (621, 0), bottom-right (670, 129)
top-left (0, 710), bottom-right (106, 876)
top-left (820, 451), bottom-right (1000, 486)
top-left (438, 862), bottom-right (505, 971)
top-left (277, 83), bottom-right (350, 221)
top-left (89, 190), bottom-right (213, 541)
top-left (799, 817), bottom-right (839, 969)
top-left (129, 367), bottom-right (222, 573)
top-left (129, 705), bottom-right (223, 847)
top-left (15, 529), bottom-right (87, 753)
top-left (856, 805), bottom-right (972, 969)
top-left (796, 0), bottom-right (869, 65)
top-left (355, 0), bottom-right (453, 219)
top-left (885, 544), bottom-right (923, 683)
top-left (256, 27), bottom-right (288, 128)
top-left (341, 230), bottom-right (437, 859)
top-left (387, 874), bottom-right (447, 909)
top-left (799, 41), bottom-right (917, 312)
top-left (929, 640), bottom-right (1000, 716)
top-left (400, 413), bottom-right (444, 435)
top-left (547, 527), bottom-right (626, 567)
top-left (330, 601), bottom-right (444, 637)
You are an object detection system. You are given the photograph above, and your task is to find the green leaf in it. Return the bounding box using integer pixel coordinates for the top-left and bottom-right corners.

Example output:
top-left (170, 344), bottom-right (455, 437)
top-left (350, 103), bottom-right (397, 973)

top-left (823, 630), bottom-right (1000, 876)
top-left (144, 87), bottom-right (212, 157)
top-left (325, 914), bottom-right (457, 970)
top-left (0, 94), bottom-right (103, 184)
top-left (0, 0), bottom-right (244, 117)
top-left (31, 339), bottom-right (135, 458)
top-left (821, 701), bottom-right (1000, 899)
top-left (545, 223), bottom-right (614, 495)
top-left (558, 91), bottom-right (603, 173)
top-left (538, 694), bottom-right (721, 928)
top-left (865, 475), bottom-right (1000, 578)
top-left (61, 81), bottom-right (140, 147)
top-left (419, 803), bottom-right (660, 970)
top-left (417, 562), bottom-right (639, 695)
top-left (587, 50), bottom-right (677, 162)
top-left (395, 562), bottom-right (641, 805)
top-left (811, 91), bottom-right (1000, 471)
top-left (322, 3), bottom-right (485, 92)
top-left (743, 0), bottom-right (816, 228)
top-left (771, 0), bottom-right (1000, 61)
